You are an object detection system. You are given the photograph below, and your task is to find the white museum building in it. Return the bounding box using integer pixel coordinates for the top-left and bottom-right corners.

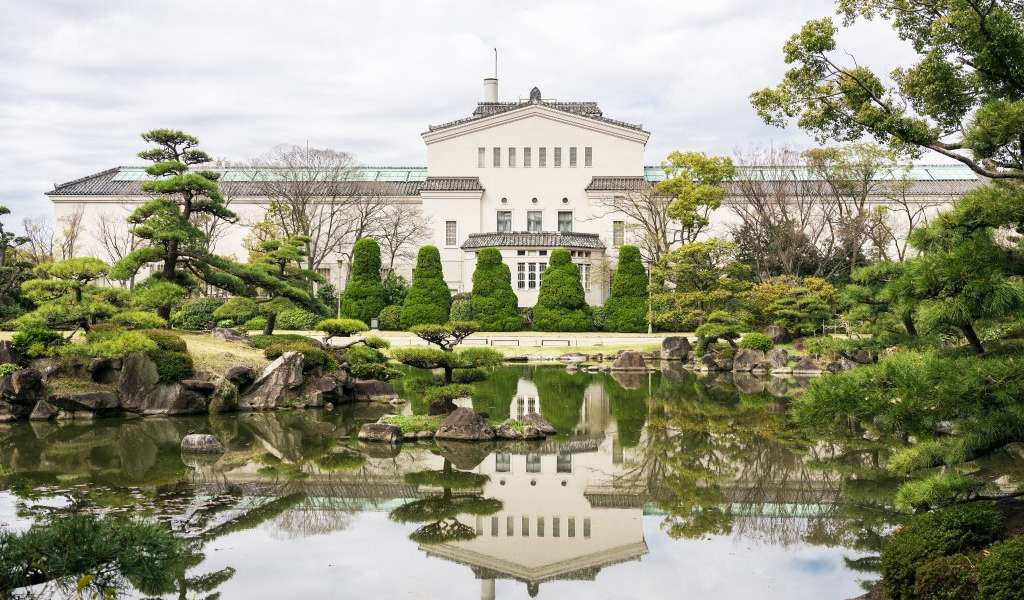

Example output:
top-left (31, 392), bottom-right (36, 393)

top-left (47, 77), bottom-right (980, 306)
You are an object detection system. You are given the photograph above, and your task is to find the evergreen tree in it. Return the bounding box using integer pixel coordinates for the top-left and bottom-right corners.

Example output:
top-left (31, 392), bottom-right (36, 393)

top-left (110, 130), bottom-right (239, 320)
top-left (400, 245), bottom-right (450, 328)
top-left (470, 247), bottom-right (521, 331)
top-left (0, 206), bottom-right (31, 319)
top-left (340, 238), bottom-right (385, 323)
top-left (18, 257), bottom-right (126, 335)
top-left (603, 245), bottom-right (649, 332)
top-left (245, 235), bottom-right (326, 334)
top-left (533, 248), bottom-right (592, 332)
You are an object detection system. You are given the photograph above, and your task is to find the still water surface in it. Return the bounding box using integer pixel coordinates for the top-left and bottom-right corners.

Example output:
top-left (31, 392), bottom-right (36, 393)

top-left (0, 365), bottom-right (895, 599)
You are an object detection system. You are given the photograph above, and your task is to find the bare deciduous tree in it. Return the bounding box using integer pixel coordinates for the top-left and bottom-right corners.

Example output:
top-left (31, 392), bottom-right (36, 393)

top-left (94, 208), bottom-right (138, 287)
top-left (376, 203), bottom-right (430, 272)
top-left (590, 187), bottom-right (676, 264)
top-left (21, 215), bottom-right (56, 264)
top-left (57, 207), bottom-right (85, 260)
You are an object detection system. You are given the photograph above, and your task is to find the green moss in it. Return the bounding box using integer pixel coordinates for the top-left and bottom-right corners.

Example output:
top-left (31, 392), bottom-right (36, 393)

top-left (381, 414), bottom-right (442, 434)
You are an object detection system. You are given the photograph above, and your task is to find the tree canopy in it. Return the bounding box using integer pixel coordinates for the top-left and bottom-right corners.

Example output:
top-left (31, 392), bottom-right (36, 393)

top-left (401, 245), bottom-right (451, 328)
top-left (470, 247), bottom-right (522, 331)
top-left (340, 238), bottom-right (385, 323)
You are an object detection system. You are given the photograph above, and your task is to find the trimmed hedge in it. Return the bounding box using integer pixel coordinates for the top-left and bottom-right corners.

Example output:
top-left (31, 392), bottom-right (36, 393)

top-left (250, 333), bottom-right (318, 349)
top-left (738, 332), bottom-right (774, 351)
top-left (170, 297), bottom-right (225, 331)
top-left (401, 246), bottom-right (451, 328)
top-left (378, 305), bottom-right (401, 330)
top-left (914, 554), bottom-right (976, 600)
top-left (532, 248), bottom-right (592, 332)
top-left (603, 245), bottom-right (647, 332)
top-left (340, 238), bottom-right (385, 324)
top-left (470, 247), bottom-right (522, 331)
top-left (111, 310), bottom-right (168, 330)
top-left (264, 341), bottom-right (335, 372)
top-left (212, 297), bottom-right (258, 325)
top-left (276, 307), bottom-right (321, 330)
top-left (978, 537), bottom-right (1024, 600)
top-left (316, 318), bottom-right (368, 339)
top-left (141, 329), bottom-right (193, 382)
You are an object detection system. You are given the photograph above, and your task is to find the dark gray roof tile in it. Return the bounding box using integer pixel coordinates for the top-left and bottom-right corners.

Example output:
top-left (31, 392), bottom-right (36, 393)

top-left (419, 177), bottom-right (484, 192)
top-left (461, 231), bottom-right (606, 250)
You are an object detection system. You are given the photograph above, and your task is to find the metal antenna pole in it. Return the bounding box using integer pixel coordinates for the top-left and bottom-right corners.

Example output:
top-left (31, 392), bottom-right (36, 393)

top-left (494, 48), bottom-right (498, 78)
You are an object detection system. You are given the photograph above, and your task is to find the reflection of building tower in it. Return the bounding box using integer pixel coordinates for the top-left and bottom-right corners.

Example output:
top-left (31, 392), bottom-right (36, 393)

top-left (577, 381), bottom-right (611, 437)
top-left (419, 430), bottom-right (647, 598)
top-left (510, 379), bottom-right (540, 421)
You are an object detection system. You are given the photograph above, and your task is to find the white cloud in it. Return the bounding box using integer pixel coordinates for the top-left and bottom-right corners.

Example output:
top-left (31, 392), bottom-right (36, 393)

top-left (0, 0), bottom-right (920, 223)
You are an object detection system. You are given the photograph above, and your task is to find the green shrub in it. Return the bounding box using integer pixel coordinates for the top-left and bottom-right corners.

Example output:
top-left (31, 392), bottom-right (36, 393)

top-left (533, 248), bottom-right (592, 332)
top-left (212, 297), bottom-right (258, 325)
top-left (382, 272), bottom-right (409, 307)
top-left (881, 503), bottom-right (1004, 600)
top-left (423, 384), bottom-right (475, 404)
top-left (402, 246), bottom-right (451, 328)
top-left (738, 332), bottom-right (774, 352)
top-left (695, 311), bottom-right (743, 354)
top-left (316, 318), bottom-right (368, 339)
top-left (915, 554), bottom-right (977, 600)
top-left (11, 327), bottom-right (64, 360)
top-left (470, 248), bottom-right (521, 331)
top-left (362, 335), bottom-right (390, 349)
top-left (378, 305), bottom-right (402, 330)
top-left (276, 307), bottom-right (321, 330)
top-left (978, 537), bottom-right (1024, 600)
top-left (340, 238), bottom-right (386, 323)
top-left (604, 245), bottom-right (648, 332)
top-left (450, 293), bottom-right (473, 321)
top-left (65, 330), bottom-right (159, 359)
top-left (343, 344), bottom-right (395, 380)
top-left (0, 363), bottom-right (20, 378)
top-left (316, 283), bottom-right (339, 315)
top-left (250, 333), bottom-right (316, 349)
top-left (894, 472), bottom-right (982, 512)
top-left (242, 316), bottom-right (267, 330)
top-left (111, 310), bottom-right (168, 330)
top-left (140, 329), bottom-right (188, 352)
top-left (170, 297), bottom-right (225, 330)
top-left (452, 367), bottom-right (486, 383)
top-left (149, 348), bottom-right (194, 382)
top-left (264, 341), bottom-right (335, 372)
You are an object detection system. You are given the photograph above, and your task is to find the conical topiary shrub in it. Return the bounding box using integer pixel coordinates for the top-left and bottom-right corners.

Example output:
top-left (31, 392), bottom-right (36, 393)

top-left (340, 238), bottom-right (385, 324)
top-left (603, 245), bottom-right (649, 332)
top-left (401, 246), bottom-right (451, 328)
top-left (470, 247), bottom-right (522, 331)
top-left (532, 248), bottom-right (592, 332)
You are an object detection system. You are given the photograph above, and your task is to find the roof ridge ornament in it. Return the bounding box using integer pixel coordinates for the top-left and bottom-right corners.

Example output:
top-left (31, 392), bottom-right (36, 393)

top-left (529, 86), bottom-right (542, 103)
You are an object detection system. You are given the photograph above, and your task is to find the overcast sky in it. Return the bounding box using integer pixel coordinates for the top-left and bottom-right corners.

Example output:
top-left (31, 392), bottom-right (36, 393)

top-left (0, 0), bottom-right (923, 223)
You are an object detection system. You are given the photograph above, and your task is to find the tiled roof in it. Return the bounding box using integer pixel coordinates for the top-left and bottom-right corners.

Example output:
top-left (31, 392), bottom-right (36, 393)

top-left (48, 166), bottom-right (425, 197)
top-left (585, 176), bottom-right (651, 192)
top-left (461, 231), bottom-right (606, 250)
top-left (427, 87), bottom-right (646, 133)
top-left (419, 177), bottom-right (484, 192)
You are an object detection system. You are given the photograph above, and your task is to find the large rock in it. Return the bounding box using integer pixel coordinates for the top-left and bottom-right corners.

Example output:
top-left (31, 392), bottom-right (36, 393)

top-left (611, 351), bottom-right (648, 371)
top-left (521, 412), bottom-right (557, 435)
top-left (732, 348), bottom-right (765, 372)
top-left (732, 372), bottom-right (766, 394)
top-left (225, 366), bottom-right (256, 390)
top-left (435, 407), bottom-right (495, 441)
top-left (181, 433), bottom-right (226, 454)
top-left (88, 357), bottom-right (121, 384)
top-left (496, 420), bottom-right (544, 440)
top-left (766, 348), bottom-right (789, 370)
top-left (0, 340), bottom-right (18, 364)
top-left (428, 399), bottom-right (458, 416)
top-left (2, 368), bottom-right (44, 405)
top-left (357, 422), bottom-right (402, 443)
top-left (660, 336), bottom-right (692, 361)
top-left (48, 391), bottom-right (120, 414)
top-left (351, 379), bottom-right (397, 402)
top-left (792, 355), bottom-right (822, 374)
top-left (118, 352), bottom-right (208, 416)
top-left (763, 325), bottom-right (790, 344)
top-left (304, 374), bottom-right (348, 407)
top-left (237, 351), bottom-right (305, 410)
top-left (29, 399), bottom-right (59, 421)
top-left (212, 327), bottom-right (251, 345)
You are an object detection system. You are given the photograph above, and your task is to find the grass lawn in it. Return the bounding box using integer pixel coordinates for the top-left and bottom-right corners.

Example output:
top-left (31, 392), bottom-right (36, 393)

top-left (178, 332), bottom-right (269, 374)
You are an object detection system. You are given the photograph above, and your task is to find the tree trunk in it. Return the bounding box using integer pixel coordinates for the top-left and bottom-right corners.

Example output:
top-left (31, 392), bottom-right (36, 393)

top-left (443, 366), bottom-right (453, 384)
top-left (961, 322), bottom-right (984, 354)
top-left (263, 312), bottom-right (277, 336)
top-left (901, 314), bottom-right (918, 337)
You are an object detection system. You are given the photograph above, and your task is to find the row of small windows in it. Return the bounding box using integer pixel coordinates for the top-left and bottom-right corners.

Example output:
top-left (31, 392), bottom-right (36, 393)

top-left (476, 515), bottom-right (591, 538)
top-left (479, 146), bottom-right (592, 169)
top-left (495, 452), bottom-right (573, 473)
top-left (497, 210), bottom-right (573, 233)
top-left (516, 260), bottom-right (591, 290)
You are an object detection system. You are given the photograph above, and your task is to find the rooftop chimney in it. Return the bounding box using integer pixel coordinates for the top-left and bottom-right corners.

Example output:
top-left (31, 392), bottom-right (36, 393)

top-left (483, 78), bottom-right (498, 103)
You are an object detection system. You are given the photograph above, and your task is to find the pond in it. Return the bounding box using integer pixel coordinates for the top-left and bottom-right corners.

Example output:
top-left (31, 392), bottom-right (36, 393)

top-left (0, 365), bottom-right (900, 599)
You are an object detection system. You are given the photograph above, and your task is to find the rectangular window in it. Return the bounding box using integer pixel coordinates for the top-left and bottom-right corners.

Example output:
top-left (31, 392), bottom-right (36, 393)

top-left (557, 211), bottom-right (573, 233)
top-left (496, 452), bottom-right (511, 473)
top-left (517, 263), bottom-right (526, 289)
top-left (491, 516), bottom-right (499, 536)
top-left (613, 221), bottom-right (624, 247)
top-left (522, 516), bottom-right (530, 537)
top-left (557, 452), bottom-right (572, 473)
top-left (537, 517), bottom-right (545, 537)
top-left (523, 147), bottom-right (531, 168)
top-left (539, 147), bottom-right (547, 168)
top-left (568, 518), bottom-right (576, 538)
top-left (538, 263), bottom-right (546, 286)
top-left (445, 221), bottom-right (457, 246)
top-left (527, 211), bottom-right (542, 233)
top-left (569, 146), bottom-right (577, 167)
top-left (528, 262), bottom-right (537, 289)
top-left (478, 147), bottom-right (486, 168)
top-left (497, 211), bottom-right (512, 233)
top-left (493, 147), bottom-right (501, 168)
top-left (554, 147), bottom-right (562, 168)
top-left (577, 263), bottom-right (590, 290)
top-left (507, 516), bottom-right (514, 536)
top-left (508, 147), bottom-right (516, 168)
top-left (526, 453), bottom-right (541, 473)
top-left (553, 517), bottom-right (561, 537)
top-left (583, 518), bottom-right (591, 538)
top-left (584, 146), bottom-right (593, 167)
